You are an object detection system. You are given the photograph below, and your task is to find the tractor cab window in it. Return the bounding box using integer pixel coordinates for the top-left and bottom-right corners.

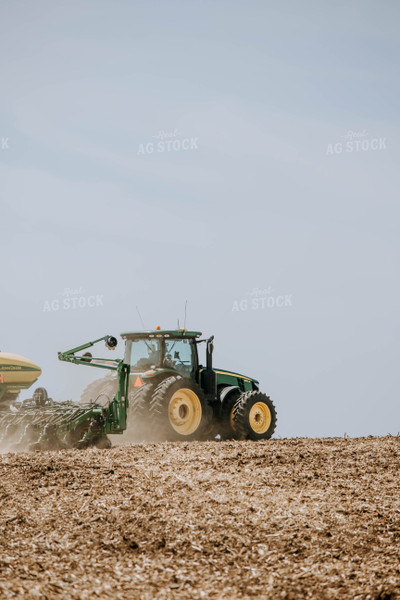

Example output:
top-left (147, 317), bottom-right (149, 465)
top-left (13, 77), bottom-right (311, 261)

top-left (131, 339), bottom-right (161, 371)
top-left (163, 339), bottom-right (195, 376)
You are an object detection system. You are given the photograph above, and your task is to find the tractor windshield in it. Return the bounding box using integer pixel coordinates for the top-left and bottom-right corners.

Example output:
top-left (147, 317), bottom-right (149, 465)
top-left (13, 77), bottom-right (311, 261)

top-left (129, 336), bottom-right (197, 375)
top-left (163, 338), bottom-right (196, 376)
top-left (130, 339), bottom-right (161, 371)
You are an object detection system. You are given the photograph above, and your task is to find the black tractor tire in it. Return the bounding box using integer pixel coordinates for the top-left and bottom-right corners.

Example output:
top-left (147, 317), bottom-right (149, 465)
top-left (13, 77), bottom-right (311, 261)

top-left (198, 396), bottom-right (216, 440)
top-left (219, 386), bottom-right (242, 440)
top-left (126, 382), bottom-right (155, 441)
top-left (233, 391), bottom-right (277, 440)
top-left (150, 375), bottom-right (210, 441)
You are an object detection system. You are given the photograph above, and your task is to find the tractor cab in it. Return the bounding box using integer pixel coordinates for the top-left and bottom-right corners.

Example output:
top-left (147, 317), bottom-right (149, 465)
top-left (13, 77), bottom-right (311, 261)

top-left (121, 329), bottom-right (217, 396)
top-left (125, 331), bottom-right (199, 377)
top-left (122, 329), bottom-right (201, 375)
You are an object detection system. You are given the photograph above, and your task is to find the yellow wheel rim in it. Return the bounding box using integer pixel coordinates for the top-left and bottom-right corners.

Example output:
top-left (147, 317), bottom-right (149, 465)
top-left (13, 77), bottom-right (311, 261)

top-left (249, 402), bottom-right (271, 434)
top-left (168, 388), bottom-right (202, 435)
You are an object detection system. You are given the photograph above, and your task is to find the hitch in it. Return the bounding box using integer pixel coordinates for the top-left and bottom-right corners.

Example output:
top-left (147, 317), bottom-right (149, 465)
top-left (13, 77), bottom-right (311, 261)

top-left (58, 335), bottom-right (131, 438)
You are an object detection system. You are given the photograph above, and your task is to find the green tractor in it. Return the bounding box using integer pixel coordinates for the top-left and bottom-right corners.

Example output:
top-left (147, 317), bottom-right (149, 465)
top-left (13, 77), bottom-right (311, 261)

top-left (0, 329), bottom-right (277, 451)
top-left (63, 328), bottom-right (277, 443)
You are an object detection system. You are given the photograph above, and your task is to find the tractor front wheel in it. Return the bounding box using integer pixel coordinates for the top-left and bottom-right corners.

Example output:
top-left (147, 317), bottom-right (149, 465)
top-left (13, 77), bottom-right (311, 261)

top-left (150, 376), bottom-right (209, 440)
top-left (233, 391), bottom-right (277, 440)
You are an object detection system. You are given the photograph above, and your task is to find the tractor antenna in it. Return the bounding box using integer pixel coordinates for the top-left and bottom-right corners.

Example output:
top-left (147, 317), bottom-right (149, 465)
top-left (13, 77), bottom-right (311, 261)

top-left (136, 306), bottom-right (146, 330)
top-left (183, 300), bottom-right (188, 330)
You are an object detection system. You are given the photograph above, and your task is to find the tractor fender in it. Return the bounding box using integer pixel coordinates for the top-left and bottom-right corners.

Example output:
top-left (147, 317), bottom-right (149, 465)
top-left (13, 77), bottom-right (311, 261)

top-left (219, 385), bottom-right (240, 404)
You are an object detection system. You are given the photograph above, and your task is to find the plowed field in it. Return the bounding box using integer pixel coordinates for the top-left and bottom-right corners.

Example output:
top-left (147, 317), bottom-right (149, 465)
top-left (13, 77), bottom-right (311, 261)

top-left (1, 437), bottom-right (399, 599)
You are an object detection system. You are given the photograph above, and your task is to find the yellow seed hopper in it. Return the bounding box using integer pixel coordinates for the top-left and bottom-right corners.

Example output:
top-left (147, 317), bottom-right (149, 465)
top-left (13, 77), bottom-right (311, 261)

top-left (0, 353), bottom-right (42, 407)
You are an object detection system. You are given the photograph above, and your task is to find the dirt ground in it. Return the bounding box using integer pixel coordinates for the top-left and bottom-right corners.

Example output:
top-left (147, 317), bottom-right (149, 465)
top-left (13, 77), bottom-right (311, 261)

top-left (0, 437), bottom-right (399, 599)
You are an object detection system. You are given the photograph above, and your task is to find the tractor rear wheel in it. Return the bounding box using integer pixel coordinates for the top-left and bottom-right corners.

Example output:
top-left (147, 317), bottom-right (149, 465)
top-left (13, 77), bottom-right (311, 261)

top-left (233, 391), bottom-right (277, 440)
top-left (150, 375), bottom-right (209, 440)
top-left (80, 376), bottom-right (118, 406)
top-left (127, 382), bottom-right (155, 440)
top-left (219, 386), bottom-right (241, 439)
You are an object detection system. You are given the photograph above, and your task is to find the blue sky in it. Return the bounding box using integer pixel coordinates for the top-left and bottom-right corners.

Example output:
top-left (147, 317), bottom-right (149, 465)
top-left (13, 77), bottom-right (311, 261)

top-left (1, 0), bottom-right (399, 436)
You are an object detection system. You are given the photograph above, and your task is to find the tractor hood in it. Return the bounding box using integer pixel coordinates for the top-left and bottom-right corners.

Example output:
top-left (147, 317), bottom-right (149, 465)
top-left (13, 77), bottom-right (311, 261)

top-left (213, 367), bottom-right (259, 385)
